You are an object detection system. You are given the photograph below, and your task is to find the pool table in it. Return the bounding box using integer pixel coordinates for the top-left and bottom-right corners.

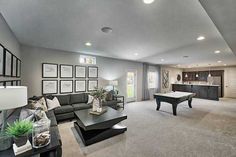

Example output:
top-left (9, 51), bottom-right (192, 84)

top-left (153, 91), bottom-right (196, 116)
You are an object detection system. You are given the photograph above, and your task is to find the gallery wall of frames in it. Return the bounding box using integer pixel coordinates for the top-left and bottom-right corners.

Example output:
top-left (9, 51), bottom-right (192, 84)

top-left (0, 43), bottom-right (21, 86)
top-left (42, 63), bottom-right (98, 95)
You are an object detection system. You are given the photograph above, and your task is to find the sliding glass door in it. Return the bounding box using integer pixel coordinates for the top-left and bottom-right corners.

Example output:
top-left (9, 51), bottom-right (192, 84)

top-left (127, 71), bottom-right (137, 102)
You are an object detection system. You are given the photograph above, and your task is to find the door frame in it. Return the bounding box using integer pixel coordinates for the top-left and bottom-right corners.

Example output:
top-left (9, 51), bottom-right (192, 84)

top-left (126, 70), bottom-right (137, 102)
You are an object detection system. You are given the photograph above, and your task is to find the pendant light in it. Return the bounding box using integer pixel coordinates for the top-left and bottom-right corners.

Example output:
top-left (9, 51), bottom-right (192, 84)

top-left (196, 72), bottom-right (199, 77)
top-left (208, 67), bottom-right (211, 77)
top-left (185, 73), bottom-right (188, 78)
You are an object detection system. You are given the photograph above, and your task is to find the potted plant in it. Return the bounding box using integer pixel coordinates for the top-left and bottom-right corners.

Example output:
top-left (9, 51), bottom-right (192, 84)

top-left (90, 87), bottom-right (107, 112)
top-left (6, 120), bottom-right (33, 147)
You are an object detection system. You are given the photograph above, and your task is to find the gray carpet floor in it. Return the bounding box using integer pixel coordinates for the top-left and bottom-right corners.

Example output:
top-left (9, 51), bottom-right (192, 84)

top-left (58, 98), bottom-right (236, 157)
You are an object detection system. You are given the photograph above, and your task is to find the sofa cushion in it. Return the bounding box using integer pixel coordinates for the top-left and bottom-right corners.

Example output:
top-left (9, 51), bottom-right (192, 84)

top-left (54, 105), bottom-right (73, 114)
top-left (84, 93), bottom-right (89, 103)
top-left (55, 112), bottom-right (74, 121)
top-left (46, 110), bottom-right (57, 127)
top-left (102, 100), bottom-right (118, 106)
top-left (70, 93), bottom-right (86, 104)
top-left (54, 95), bottom-right (70, 106)
top-left (72, 103), bottom-right (91, 111)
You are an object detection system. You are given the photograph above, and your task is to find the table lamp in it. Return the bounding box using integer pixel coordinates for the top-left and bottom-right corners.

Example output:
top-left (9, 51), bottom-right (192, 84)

top-left (0, 86), bottom-right (28, 132)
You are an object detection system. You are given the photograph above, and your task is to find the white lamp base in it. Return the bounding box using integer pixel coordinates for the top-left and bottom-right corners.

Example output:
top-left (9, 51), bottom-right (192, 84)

top-left (13, 140), bottom-right (32, 156)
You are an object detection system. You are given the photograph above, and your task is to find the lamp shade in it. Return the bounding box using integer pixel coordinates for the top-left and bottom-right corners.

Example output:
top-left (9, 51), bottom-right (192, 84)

top-left (109, 80), bottom-right (118, 86)
top-left (0, 86), bottom-right (27, 110)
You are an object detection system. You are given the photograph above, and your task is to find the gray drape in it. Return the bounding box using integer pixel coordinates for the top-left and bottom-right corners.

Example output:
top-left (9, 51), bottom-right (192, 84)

top-left (142, 63), bottom-right (161, 101)
top-left (142, 63), bottom-right (150, 100)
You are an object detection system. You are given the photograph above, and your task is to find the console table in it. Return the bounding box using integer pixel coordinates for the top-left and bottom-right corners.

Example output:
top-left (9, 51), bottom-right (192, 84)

top-left (0, 127), bottom-right (61, 157)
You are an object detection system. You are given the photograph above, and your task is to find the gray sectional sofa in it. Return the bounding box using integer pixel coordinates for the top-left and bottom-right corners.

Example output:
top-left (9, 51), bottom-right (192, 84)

top-left (50, 93), bottom-right (119, 121)
top-left (3, 92), bottom-right (118, 157)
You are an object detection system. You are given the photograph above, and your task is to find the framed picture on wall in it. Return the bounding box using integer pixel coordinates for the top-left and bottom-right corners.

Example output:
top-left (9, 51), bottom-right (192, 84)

top-left (16, 80), bottom-right (21, 86)
top-left (60, 64), bottom-right (73, 78)
top-left (12, 55), bottom-right (17, 77)
top-left (42, 63), bottom-right (58, 78)
top-left (12, 80), bottom-right (17, 86)
top-left (75, 65), bottom-right (86, 78)
top-left (5, 81), bottom-right (13, 86)
top-left (75, 80), bottom-right (86, 92)
top-left (0, 81), bottom-right (5, 86)
top-left (5, 49), bottom-right (12, 77)
top-left (88, 80), bottom-right (98, 91)
top-left (16, 59), bottom-right (21, 78)
top-left (0, 44), bottom-right (4, 76)
top-left (88, 66), bottom-right (98, 78)
top-left (60, 80), bottom-right (73, 94)
top-left (42, 80), bottom-right (58, 95)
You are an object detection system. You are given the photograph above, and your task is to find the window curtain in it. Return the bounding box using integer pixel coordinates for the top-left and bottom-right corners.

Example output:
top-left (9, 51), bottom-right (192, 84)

top-left (142, 63), bottom-right (161, 101)
top-left (142, 63), bottom-right (150, 100)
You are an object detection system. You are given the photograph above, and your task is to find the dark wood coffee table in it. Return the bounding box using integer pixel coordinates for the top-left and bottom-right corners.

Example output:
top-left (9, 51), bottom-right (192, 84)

top-left (74, 107), bottom-right (127, 146)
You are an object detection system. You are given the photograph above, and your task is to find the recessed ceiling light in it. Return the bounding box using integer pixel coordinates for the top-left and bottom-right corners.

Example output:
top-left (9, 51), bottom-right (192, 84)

top-left (214, 50), bottom-right (221, 54)
top-left (134, 53), bottom-right (139, 56)
top-left (197, 36), bottom-right (205, 41)
top-left (217, 60), bottom-right (222, 63)
top-left (161, 59), bottom-right (164, 62)
top-left (101, 27), bottom-right (113, 33)
top-left (224, 64), bottom-right (227, 66)
top-left (143, 0), bottom-right (155, 4)
top-left (85, 42), bottom-right (92, 46)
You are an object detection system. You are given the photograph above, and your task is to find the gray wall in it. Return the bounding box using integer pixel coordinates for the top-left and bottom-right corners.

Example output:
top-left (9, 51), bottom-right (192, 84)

top-left (21, 45), bottom-right (143, 102)
top-left (0, 13), bottom-right (21, 123)
top-left (0, 13), bottom-right (21, 82)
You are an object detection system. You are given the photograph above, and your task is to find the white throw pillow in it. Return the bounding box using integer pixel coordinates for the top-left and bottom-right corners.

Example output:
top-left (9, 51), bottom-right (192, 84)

top-left (87, 95), bottom-right (94, 104)
top-left (47, 97), bottom-right (61, 111)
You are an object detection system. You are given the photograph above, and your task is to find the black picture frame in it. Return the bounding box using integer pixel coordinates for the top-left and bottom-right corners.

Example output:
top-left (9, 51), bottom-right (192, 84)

top-left (42, 63), bottom-right (58, 78)
top-left (60, 80), bottom-right (73, 94)
top-left (16, 80), bottom-right (21, 86)
top-left (0, 44), bottom-right (4, 76)
top-left (87, 80), bottom-right (98, 91)
top-left (12, 80), bottom-right (17, 86)
top-left (4, 49), bottom-right (12, 77)
top-left (60, 64), bottom-right (73, 78)
top-left (75, 65), bottom-right (86, 78)
top-left (88, 66), bottom-right (98, 78)
top-left (42, 80), bottom-right (58, 95)
top-left (11, 55), bottom-right (17, 77)
top-left (75, 80), bottom-right (86, 93)
top-left (0, 81), bottom-right (5, 86)
top-left (5, 81), bottom-right (13, 86)
top-left (16, 59), bottom-right (21, 78)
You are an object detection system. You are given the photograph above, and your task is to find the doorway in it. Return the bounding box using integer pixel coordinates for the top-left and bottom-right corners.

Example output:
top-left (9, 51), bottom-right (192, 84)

top-left (126, 71), bottom-right (137, 102)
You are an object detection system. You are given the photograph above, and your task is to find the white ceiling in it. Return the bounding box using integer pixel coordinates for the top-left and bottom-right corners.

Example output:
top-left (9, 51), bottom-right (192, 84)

top-left (0, 0), bottom-right (235, 68)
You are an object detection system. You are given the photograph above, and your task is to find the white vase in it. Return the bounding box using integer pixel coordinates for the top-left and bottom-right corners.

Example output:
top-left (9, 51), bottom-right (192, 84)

top-left (92, 98), bottom-right (99, 112)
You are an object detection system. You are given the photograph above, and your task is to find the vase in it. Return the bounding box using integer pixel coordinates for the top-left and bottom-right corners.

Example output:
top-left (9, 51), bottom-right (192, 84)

top-left (14, 134), bottom-right (28, 147)
top-left (0, 135), bottom-right (12, 151)
top-left (93, 98), bottom-right (102, 112)
top-left (32, 119), bottom-right (51, 148)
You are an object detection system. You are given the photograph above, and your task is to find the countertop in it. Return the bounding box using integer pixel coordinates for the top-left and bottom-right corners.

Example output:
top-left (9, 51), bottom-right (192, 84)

top-left (172, 83), bottom-right (219, 87)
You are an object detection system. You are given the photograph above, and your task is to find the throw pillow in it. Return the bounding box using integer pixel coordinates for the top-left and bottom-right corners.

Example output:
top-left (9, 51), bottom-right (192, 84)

top-left (106, 91), bottom-right (113, 101)
top-left (46, 97), bottom-right (61, 111)
top-left (34, 97), bottom-right (48, 112)
top-left (19, 109), bottom-right (35, 121)
top-left (87, 95), bottom-right (94, 104)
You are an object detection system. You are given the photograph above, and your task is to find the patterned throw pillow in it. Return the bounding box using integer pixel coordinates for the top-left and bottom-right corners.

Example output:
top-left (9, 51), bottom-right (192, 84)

top-left (33, 97), bottom-right (48, 112)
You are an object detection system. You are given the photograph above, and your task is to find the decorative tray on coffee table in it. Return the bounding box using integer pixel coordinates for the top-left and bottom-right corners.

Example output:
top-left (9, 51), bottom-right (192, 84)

top-left (89, 108), bottom-right (107, 115)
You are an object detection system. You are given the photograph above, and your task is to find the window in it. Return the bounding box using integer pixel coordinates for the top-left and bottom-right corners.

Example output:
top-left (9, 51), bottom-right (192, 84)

top-left (79, 55), bottom-right (96, 65)
top-left (148, 72), bottom-right (157, 89)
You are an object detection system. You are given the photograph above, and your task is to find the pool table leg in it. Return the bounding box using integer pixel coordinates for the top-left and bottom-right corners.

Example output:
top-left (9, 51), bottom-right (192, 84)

top-left (172, 104), bottom-right (177, 116)
top-left (156, 99), bottom-right (161, 110)
top-left (188, 98), bottom-right (192, 108)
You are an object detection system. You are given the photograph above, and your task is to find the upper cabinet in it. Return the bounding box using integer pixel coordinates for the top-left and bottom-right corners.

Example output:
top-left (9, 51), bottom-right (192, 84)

top-left (182, 70), bottom-right (223, 82)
